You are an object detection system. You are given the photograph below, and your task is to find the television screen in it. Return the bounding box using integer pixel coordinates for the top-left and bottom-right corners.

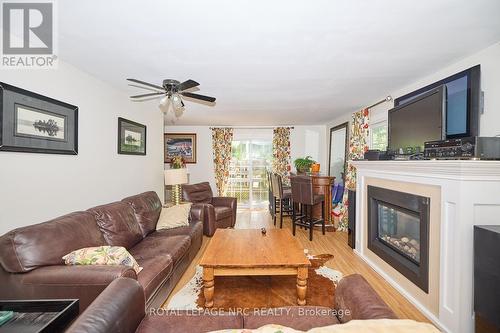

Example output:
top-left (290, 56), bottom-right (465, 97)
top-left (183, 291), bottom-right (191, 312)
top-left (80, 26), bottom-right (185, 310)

top-left (388, 85), bottom-right (446, 154)
top-left (394, 65), bottom-right (480, 138)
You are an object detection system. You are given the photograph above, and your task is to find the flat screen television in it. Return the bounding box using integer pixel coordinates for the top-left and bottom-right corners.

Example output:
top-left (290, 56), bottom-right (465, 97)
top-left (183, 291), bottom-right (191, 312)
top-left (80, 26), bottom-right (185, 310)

top-left (394, 65), bottom-right (480, 138)
top-left (388, 85), bottom-right (446, 154)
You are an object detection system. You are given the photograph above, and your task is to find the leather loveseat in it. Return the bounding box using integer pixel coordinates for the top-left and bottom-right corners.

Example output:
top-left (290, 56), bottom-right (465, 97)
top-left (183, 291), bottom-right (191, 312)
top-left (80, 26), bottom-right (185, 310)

top-left (182, 182), bottom-right (237, 236)
top-left (66, 274), bottom-right (397, 333)
top-left (0, 191), bottom-right (203, 313)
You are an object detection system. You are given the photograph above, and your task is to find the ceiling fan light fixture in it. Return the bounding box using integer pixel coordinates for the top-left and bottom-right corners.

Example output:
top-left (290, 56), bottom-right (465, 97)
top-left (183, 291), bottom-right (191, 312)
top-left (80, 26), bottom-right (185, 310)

top-left (128, 78), bottom-right (215, 119)
top-left (158, 95), bottom-right (170, 113)
top-left (171, 93), bottom-right (184, 111)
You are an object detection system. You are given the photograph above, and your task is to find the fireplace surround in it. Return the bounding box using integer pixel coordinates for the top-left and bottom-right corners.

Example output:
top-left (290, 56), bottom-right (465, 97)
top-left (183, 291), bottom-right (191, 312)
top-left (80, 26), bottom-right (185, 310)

top-left (352, 160), bottom-right (500, 333)
top-left (367, 185), bottom-right (430, 293)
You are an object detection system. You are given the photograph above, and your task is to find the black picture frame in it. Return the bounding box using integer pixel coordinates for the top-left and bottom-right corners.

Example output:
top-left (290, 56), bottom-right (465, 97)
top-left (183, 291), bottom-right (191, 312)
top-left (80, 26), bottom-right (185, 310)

top-left (0, 82), bottom-right (78, 155)
top-left (118, 117), bottom-right (146, 155)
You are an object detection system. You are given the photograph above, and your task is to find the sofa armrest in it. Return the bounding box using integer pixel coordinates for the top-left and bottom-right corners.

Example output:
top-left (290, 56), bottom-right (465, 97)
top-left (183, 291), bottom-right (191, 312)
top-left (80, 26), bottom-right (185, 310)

top-left (212, 196), bottom-right (236, 208)
top-left (212, 197), bottom-right (237, 227)
top-left (191, 203), bottom-right (217, 236)
top-left (189, 203), bottom-right (205, 224)
top-left (334, 274), bottom-right (397, 323)
top-left (21, 264), bottom-right (137, 285)
top-left (66, 278), bottom-right (145, 333)
top-left (0, 265), bottom-right (138, 313)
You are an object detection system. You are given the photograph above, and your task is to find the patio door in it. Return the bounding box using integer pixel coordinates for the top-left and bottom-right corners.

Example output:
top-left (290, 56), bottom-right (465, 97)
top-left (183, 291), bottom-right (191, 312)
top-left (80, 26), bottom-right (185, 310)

top-left (227, 139), bottom-right (272, 209)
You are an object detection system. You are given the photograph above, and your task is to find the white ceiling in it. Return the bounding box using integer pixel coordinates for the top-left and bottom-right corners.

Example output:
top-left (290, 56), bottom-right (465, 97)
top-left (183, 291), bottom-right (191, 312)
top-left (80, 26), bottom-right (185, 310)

top-left (58, 0), bottom-right (500, 125)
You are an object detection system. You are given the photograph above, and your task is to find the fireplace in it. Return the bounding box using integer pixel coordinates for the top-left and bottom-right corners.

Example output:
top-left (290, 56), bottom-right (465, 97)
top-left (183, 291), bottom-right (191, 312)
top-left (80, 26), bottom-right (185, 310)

top-left (367, 185), bottom-right (430, 293)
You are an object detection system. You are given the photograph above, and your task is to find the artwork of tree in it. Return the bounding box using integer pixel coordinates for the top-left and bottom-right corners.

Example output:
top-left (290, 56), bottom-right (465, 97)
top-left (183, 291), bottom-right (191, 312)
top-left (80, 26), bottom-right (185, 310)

top-left (33, 119), bottom-right (60, 137)
top-left (125, 134), bottom-right (138, 144)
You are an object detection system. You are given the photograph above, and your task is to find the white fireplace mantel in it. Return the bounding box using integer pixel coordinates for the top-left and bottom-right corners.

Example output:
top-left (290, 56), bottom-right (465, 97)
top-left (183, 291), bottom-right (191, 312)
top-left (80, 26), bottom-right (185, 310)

top-left (352, 160), bottom-right (500, 181)
top-left (351, 160), bottom-right (500, 333)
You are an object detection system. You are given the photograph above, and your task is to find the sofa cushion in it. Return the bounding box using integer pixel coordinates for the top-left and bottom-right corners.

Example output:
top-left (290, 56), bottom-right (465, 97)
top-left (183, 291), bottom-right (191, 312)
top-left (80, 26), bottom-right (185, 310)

top-left (136, 256), bottom-right (173, 301)
top-left (129, 234), bottom-right (191, 266)
top-left (244, 307), bottom-right (340, 331)
top-left (122, 191), bottom-right (162, 237)
top-left (0, 211), bottom-right (106, 273)
top-left (154, 220), bottom-right (203, 241)
top-left (88, 202), bottom-right (143, 249)
top-left (214, 206), bottom-right (232, 220)
top-left (182, 182), bottom-right (214, 204)
top-left (137, 312), bottom-right (243, 333)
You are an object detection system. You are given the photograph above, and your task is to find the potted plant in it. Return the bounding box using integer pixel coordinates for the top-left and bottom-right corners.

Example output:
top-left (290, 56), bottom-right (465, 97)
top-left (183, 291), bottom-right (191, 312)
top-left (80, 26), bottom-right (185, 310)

top-left (294, 156), bottom-right (316, 174)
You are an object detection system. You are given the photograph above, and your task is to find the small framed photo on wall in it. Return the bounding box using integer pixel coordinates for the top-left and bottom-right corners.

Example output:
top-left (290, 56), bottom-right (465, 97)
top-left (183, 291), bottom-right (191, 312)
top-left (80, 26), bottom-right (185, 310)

top-left (164, 133), bottom-right (197, 163)
top-left (118, 117), bottom-right (146, 155)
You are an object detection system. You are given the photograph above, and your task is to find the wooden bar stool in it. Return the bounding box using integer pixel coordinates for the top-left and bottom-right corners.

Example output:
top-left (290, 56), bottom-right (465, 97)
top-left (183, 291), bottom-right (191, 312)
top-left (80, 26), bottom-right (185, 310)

top-left (290, 175), bottom-right (326, 241)
top-left (267, 170), bottom-right (274, 216)
top-left (271, 173), bottom-right (293, 228)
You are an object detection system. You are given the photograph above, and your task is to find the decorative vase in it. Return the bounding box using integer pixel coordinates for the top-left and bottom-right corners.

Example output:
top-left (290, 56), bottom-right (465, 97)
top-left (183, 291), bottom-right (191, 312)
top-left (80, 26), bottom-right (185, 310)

top-left (311, 163), bottom-right (320, 173)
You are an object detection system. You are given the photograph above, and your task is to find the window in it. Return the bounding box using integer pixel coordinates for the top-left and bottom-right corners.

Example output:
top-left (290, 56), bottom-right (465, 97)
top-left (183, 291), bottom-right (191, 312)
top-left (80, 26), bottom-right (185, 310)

top-left (370, 121), bottom-right (388, 151)
top-left (227, 140), bottom-right (272, 208)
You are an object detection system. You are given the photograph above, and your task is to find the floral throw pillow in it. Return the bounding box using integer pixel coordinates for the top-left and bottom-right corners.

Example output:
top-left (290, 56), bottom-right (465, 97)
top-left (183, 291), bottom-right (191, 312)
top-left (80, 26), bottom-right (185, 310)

top-left (62, 246), bottom-right (142, 274)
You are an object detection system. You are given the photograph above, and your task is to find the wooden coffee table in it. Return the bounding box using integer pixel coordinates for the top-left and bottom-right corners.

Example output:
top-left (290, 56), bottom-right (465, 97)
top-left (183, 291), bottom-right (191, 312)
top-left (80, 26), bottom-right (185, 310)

top-left (199, 229), bottom-right (311, 308)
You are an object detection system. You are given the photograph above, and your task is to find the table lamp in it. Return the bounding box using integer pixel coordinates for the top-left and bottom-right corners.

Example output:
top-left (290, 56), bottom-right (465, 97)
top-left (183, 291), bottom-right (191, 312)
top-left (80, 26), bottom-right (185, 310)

top-left (164, 168), bottom-right (188, 205)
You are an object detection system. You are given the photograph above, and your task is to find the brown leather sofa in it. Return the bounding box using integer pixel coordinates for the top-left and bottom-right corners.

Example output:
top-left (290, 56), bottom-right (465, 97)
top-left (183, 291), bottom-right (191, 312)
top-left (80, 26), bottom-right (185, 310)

top-left (67, 274), bottom-right (397, 333)
top-left (182, 182), bottom-right (237, 236)
top-left (0, 191), bottom-right (203, 313)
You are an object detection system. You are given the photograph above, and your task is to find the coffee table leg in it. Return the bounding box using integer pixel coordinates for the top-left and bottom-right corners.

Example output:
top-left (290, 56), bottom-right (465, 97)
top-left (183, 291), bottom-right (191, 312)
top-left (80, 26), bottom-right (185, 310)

top-left (203, 267), bottom-right (214, 308)
top-left (297, 267), bottom-right (308, 305)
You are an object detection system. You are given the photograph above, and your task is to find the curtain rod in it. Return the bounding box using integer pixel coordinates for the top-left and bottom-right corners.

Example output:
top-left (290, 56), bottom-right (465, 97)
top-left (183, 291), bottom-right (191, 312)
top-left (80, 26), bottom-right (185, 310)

top-left (366, 95), bottom-right (393, 109)
top-left (209, 126), bottom-right (294, 130)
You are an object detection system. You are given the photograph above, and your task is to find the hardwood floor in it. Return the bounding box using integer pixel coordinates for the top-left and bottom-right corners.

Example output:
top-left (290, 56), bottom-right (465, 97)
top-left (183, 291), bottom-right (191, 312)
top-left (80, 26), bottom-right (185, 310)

top-left (164, 208), bottom-right (430, 323)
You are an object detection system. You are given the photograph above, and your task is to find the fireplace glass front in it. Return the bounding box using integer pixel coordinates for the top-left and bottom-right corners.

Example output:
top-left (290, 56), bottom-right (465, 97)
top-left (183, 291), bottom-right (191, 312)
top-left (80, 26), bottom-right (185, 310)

top-left (367, 185), bottom-right (429, 293)
top-left (378, 204), bottom-right (420, 264)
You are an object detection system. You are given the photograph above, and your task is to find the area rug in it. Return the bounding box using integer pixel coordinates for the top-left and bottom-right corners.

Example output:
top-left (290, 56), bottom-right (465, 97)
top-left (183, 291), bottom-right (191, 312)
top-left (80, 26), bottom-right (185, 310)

top-left (165, 254), bottom-right (343, 310)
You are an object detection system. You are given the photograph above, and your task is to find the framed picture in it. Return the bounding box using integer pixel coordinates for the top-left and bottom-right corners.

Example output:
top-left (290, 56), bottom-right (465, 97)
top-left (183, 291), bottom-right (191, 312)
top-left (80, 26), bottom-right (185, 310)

top-left (164, 133), bottom-right (197, 163)
top-left (118, 117), bottom-right (146, 155)
top-left (0, 82), bottom-right (78, 154)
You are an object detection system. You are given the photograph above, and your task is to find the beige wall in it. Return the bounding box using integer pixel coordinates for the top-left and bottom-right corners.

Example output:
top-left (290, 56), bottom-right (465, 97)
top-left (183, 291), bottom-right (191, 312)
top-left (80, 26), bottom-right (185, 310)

top-left (325, 42), bottom-right (500, 153)
top-left (0, 61), bottom-right (164, 235)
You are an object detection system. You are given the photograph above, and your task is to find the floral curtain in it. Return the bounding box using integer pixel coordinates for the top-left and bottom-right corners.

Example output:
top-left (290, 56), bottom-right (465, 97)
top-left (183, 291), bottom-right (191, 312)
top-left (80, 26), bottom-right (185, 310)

top-left (338, 108), bottom-right (370, 231)
top-left (272, 127), bottom-right (292, 185)
top-left (212, 128), bottom-right (233, 196)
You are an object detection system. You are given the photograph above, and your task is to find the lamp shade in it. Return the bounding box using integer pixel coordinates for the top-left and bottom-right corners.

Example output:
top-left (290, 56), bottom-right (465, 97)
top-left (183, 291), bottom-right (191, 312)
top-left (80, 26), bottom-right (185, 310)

top-left (164, 168), bottom-right (188, 186)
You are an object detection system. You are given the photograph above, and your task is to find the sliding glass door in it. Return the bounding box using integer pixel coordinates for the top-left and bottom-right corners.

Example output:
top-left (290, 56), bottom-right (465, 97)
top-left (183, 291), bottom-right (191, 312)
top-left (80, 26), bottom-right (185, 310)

top-left (227, 139), bottom-right (272, 208)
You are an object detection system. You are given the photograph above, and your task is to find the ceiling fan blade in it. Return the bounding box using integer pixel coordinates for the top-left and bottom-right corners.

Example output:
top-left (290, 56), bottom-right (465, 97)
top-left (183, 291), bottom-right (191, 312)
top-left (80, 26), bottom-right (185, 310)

top-left (126, 78), bottom-right (164, 91)
top-left (130, 92), bottom-right (165, 99)
top-left (177, 79), bottom-right (200, 91)
top-left (128, 83), bottom-right (163, 92)
top-left (181, 92), bottom-right (216, 103)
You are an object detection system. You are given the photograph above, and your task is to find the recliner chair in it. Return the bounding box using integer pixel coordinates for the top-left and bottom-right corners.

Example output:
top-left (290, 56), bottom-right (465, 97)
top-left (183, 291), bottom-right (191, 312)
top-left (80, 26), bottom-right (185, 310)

top-left (182, 182), bottom-right (237, 236)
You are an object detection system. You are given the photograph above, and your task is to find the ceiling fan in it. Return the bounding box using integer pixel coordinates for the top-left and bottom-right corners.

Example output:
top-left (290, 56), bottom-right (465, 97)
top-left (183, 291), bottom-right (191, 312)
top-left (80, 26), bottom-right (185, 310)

top-left (127, 78), bottom-right (216, 117)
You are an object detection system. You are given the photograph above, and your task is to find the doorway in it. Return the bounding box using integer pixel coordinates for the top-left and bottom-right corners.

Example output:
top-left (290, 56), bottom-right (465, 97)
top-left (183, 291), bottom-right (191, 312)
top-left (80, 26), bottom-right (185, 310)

top-left (227, 139), bottom-right (272, 209)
